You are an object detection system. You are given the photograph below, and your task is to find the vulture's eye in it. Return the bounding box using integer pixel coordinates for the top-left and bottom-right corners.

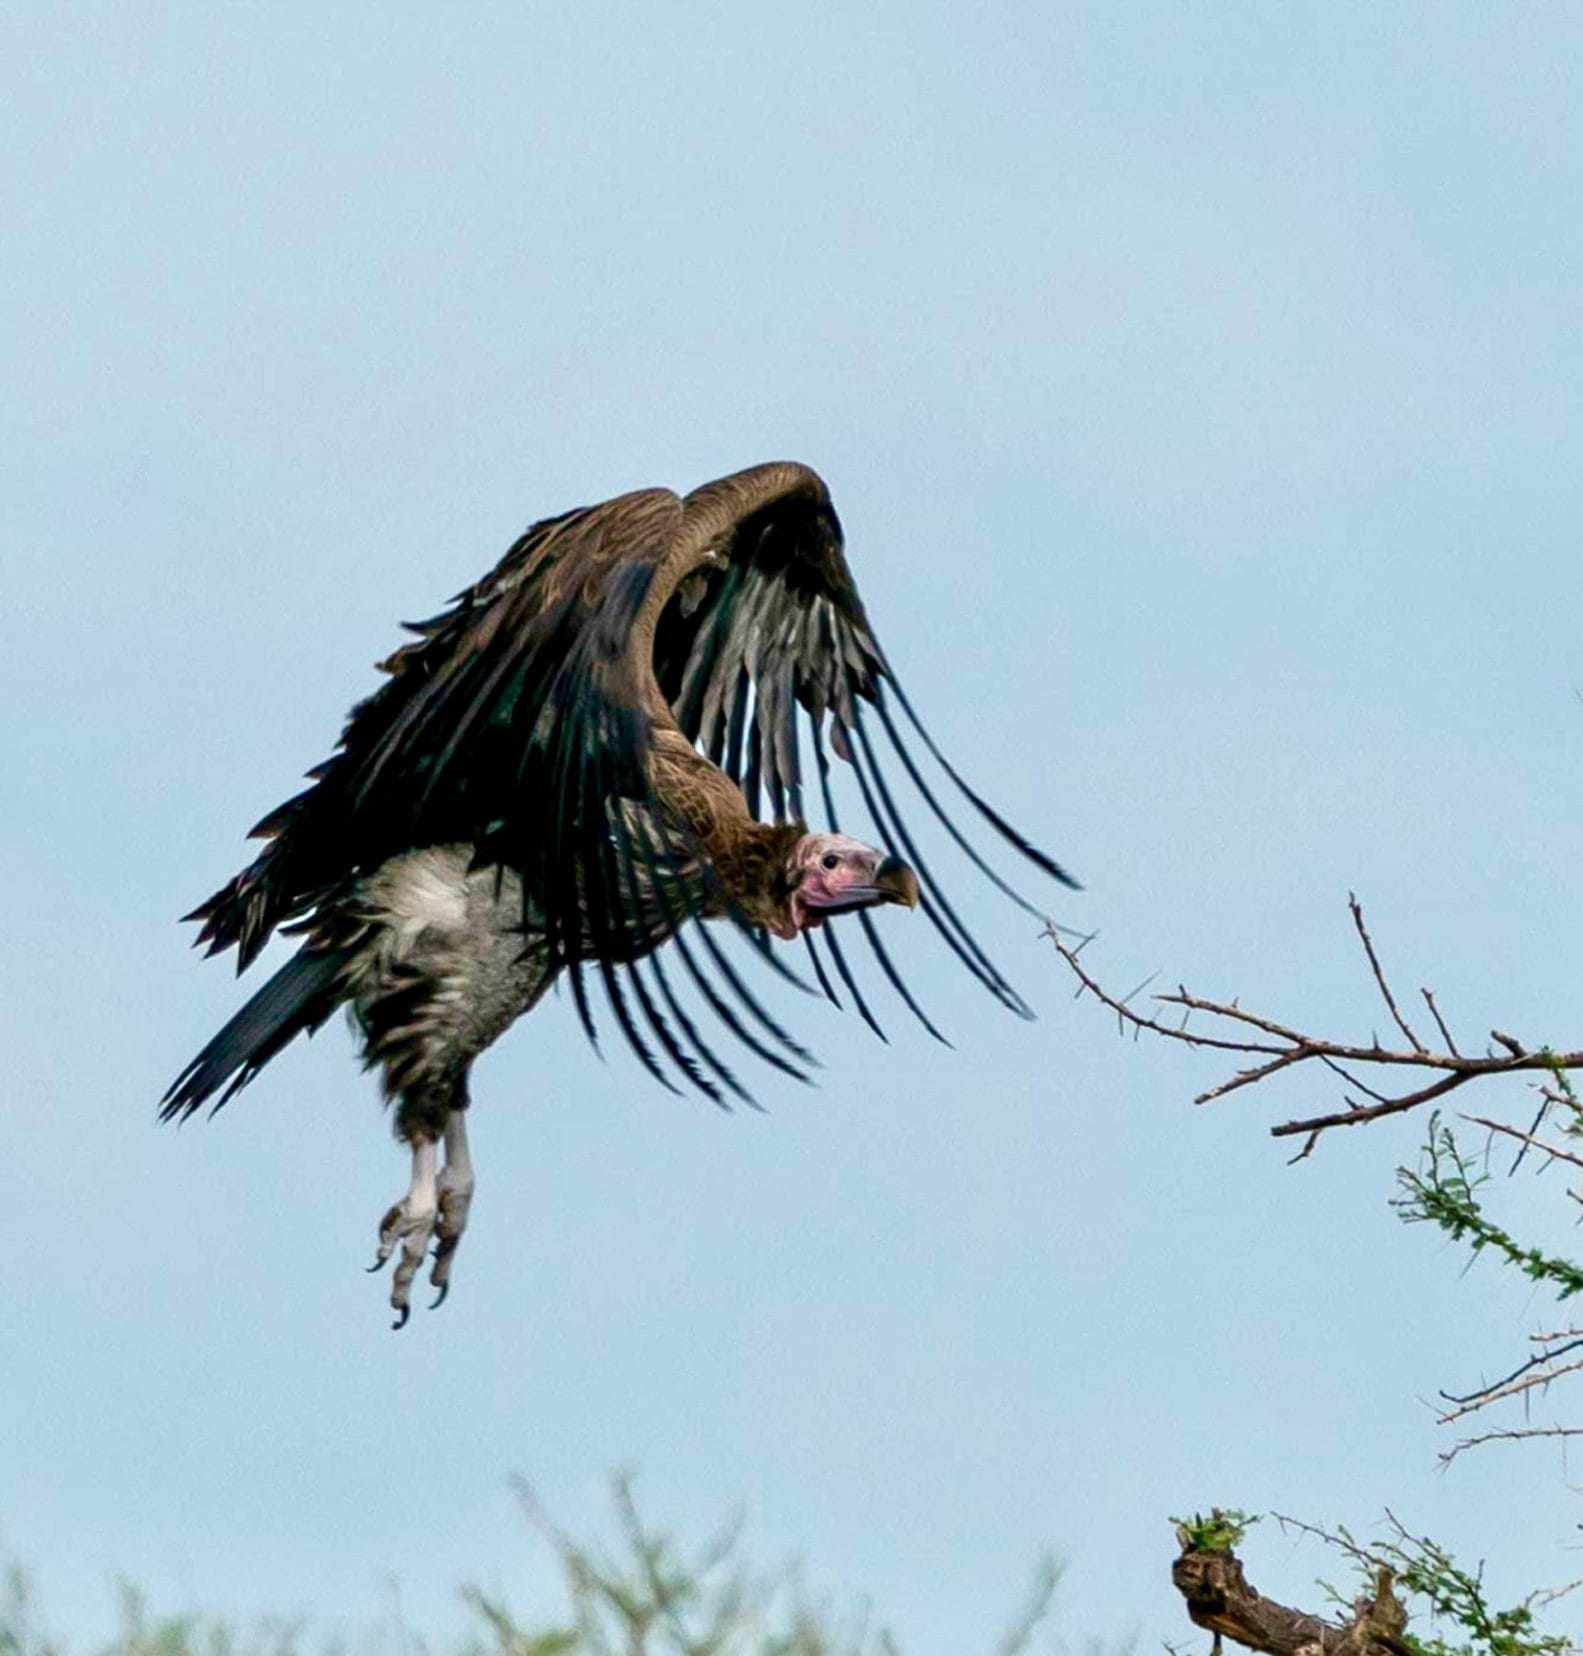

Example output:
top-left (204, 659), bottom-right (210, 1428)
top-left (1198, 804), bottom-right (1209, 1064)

top-left (820, 851), bottom-right (841, 871)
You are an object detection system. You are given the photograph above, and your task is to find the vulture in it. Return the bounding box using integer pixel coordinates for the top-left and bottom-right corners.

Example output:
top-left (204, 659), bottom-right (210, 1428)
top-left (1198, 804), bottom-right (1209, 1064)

top-left (165, 462), bottom-right (1076, 1326)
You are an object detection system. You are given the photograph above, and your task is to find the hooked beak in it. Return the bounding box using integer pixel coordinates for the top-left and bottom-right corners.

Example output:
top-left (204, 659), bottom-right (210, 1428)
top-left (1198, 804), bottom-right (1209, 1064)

top-left (872, 855), bottom-right (920, 909)
top-left (792, 854), bottom-right (921, 927)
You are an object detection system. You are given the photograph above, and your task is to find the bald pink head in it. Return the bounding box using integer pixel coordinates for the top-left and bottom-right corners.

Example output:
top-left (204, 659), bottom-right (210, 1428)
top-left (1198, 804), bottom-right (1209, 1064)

top-left (771, 831), bottom-right (920, 938)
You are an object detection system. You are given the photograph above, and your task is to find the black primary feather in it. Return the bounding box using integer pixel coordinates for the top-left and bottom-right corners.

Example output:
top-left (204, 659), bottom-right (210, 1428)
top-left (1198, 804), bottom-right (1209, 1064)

top-left (655, 464), bottom-right (1078, 1041)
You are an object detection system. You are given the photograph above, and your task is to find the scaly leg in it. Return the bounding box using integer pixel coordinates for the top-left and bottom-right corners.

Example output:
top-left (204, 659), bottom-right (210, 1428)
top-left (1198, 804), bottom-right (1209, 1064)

top-left (428, 1108), bottom-right (475, 1310)
top-left (370, 1137), bottom-right (438, 1330)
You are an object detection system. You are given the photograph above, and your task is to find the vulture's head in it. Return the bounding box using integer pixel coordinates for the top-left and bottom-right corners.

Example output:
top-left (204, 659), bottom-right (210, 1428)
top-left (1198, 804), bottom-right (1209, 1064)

top-left (774, 831), bottom-right (920, 939)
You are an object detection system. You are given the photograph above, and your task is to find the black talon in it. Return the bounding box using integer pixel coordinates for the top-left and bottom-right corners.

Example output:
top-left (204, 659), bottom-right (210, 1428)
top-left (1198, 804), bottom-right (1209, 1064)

top-left (366, 1256), bottom-right (387, 1273)
top-left (391, 1305), bottom-right (410, 1331)
top-left (430, 1283), bottom-right (450, 1310)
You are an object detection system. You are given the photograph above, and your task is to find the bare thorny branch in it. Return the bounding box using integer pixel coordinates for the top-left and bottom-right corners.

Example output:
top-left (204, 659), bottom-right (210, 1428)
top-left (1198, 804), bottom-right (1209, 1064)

top-left (1437, 1337), bottom-right (1583, 1425)
top-left (1438, 1424), bottom-right (1583, 1468)
top-left (1046, 894), bottom-right (1583, 1156)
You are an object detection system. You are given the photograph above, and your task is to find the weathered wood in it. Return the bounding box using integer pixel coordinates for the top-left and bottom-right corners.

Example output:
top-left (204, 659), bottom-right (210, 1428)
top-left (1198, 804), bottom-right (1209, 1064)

top-left (1173, 1539), bottom-right (1411, 1656)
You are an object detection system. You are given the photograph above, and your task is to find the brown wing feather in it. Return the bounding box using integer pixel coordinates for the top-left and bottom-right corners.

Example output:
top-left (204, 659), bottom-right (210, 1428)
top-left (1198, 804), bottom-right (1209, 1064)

top-left (188, 488), bottom-right (684, 969)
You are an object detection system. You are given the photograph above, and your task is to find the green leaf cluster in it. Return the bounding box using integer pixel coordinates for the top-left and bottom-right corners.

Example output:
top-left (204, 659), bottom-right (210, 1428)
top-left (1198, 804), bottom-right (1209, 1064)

top-left (1169, 1510), bottom-right (1259, 1555)
top-left (1393, 1115), bottom-right (1583, 1299)
top-left (1320, 1521), bottom-right (1572, 1656)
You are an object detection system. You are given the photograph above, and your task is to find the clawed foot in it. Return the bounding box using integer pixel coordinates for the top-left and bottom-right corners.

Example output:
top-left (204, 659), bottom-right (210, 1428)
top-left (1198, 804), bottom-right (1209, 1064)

top-left (368, 1139), bottom-right (437, 1329)
top-left (428, 1155), bottom-right (475, 1310)
top-left (367, 1112), bottom-right (475, 1328)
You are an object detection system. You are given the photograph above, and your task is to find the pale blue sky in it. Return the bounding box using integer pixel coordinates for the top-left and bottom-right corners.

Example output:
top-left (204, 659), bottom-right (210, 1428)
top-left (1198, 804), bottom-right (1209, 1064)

top-left (6, 3), bottom-right (1583, 1646)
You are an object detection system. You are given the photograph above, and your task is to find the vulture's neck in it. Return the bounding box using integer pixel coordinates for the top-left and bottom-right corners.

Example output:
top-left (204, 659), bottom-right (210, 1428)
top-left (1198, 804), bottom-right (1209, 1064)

top-left (707, 820), bottom-right (806, 930)
top-left (649, 728), bottom-right (804, 932)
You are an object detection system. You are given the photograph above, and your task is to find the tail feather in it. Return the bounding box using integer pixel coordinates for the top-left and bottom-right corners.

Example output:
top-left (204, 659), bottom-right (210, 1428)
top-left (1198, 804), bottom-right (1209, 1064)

top-left (161, 948), bottom-right (346, 1122)
top-left (182, 839), bottom-right (301, 970)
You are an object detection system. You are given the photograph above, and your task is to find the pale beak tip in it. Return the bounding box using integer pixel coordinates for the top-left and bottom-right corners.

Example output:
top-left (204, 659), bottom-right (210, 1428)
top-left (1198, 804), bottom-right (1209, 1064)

top-left (875, 856), bottom-right (920, 910)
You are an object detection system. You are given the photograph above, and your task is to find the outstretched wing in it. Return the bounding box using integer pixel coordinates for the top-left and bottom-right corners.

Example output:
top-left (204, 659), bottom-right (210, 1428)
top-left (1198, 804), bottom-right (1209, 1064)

top-left (654, 461), bottom-right (1079, 1042)
top-left (186, 486), bottom-right (813, 1104)
top-left (189, 488), bottom-right (679, 964)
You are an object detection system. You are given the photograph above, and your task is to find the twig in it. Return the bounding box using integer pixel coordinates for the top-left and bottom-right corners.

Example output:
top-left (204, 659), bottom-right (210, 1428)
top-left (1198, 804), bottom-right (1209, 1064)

top-left (1044, 926), bottom-right (1285, 1058)
top-left (1270, 1073), bottom-right (1475, 1141)
top-left (1349, 892), bottom-right (1425, 1055)
top-left (1463, 1115), bottom-right (1583, 1175)
top-left (1194, 1051), bottom-right (1306, 1106)
top-left (1421, 988), bottom-right (1460, 1057)
top-left (1510, 1087), bottom-right (1560, 1177)
top-left (1436, 1353), bottom-right (1583, 1426)
top-left (1439, 1424), bottom-right (1583, 1467)
top-left (1160, 986), bottom-right (1310, 1049)
top-left (1532, 1574), bottom-right (1583, 1611)
top-left (1044, 909), bottom-right (1583, 1147)
top-left (1440, 1336), bottom-right (1583, 1410)
top-left (1319, 1055), bottom-right (1393, 1105)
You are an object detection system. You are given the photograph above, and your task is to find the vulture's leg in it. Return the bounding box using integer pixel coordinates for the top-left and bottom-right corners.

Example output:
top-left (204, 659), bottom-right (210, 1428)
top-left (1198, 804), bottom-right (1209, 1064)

top-left (348, 846), bottom-right (552, 1323)
top-left (371, 1081), bottom-right (464, 1327)
top-left (372, 1131), bottom-right (441, 1329)
top-left (428, 1105), bottom-right (475, 1309)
